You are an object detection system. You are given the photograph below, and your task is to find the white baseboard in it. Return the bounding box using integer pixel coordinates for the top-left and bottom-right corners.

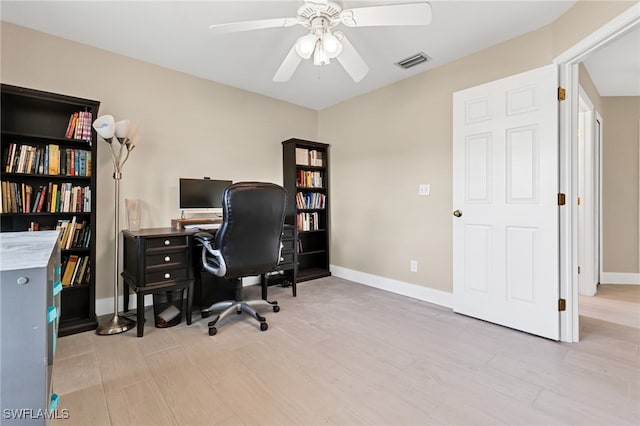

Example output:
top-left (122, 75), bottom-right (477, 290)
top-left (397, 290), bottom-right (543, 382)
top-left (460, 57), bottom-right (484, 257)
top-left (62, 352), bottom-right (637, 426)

top-left (95, 276), bottom-right (263, 317)
top-left (329, 264), bottom-right (453, 308)
top-left (600, 272), bottom-right (640, 285)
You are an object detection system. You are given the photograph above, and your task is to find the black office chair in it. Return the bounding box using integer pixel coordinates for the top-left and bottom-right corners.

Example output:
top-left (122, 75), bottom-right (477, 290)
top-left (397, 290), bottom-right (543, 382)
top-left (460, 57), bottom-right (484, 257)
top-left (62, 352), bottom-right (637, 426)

top-left (193, 182), bottom-right (286, 336)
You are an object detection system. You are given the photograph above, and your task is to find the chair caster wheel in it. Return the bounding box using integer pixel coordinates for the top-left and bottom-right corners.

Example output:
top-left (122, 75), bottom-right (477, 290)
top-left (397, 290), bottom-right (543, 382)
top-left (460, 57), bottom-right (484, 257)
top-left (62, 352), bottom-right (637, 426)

top-left (201, 311), bottom-right (210, 318)
top-left (209, 327), bottom-right (217, 336)
top-left (273, 305), bottom-right (280, 313)
top-left (256, 314), bottom-right (266, 322)
top-left (260, 322), bottom-right (268, 331)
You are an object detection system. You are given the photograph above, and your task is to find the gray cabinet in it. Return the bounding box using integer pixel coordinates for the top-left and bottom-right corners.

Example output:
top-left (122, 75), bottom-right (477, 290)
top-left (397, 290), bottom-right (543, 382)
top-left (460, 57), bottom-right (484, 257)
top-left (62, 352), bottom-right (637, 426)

top-left (1, 231), bottom-right (62, 425)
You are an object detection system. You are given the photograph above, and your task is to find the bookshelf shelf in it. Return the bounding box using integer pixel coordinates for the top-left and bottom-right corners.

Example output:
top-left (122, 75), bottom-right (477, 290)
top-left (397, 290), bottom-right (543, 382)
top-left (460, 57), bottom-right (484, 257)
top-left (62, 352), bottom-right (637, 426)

top-left (1, 84), bottom-right (99, 336)
top-left (1, 130), bottom-right (92, 145)
top-left (282, 138), bottom-right (331, 283)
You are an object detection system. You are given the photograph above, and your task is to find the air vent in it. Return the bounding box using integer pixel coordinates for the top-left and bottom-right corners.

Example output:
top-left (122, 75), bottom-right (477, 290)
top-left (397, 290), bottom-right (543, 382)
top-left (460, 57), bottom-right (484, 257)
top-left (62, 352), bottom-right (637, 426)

top-left (395, 52), bottom-right (431, 69)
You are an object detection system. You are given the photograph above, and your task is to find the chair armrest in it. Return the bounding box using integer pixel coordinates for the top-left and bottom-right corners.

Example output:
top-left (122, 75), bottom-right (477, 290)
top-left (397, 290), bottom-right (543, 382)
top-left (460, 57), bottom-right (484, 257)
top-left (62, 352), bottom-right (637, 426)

top-left (196, 233), bottom-right (227, 277)
top-left (193, 231), bottom-right (215, 243)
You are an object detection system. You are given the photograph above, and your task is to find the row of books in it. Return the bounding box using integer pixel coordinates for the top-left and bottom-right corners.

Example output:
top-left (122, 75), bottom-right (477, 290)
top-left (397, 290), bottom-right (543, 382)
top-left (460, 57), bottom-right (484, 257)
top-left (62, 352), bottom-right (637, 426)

top-left (65, 111), bottom-right (93, 140)
top-left (296, 191), bottom-right (326, 210)
top-left (295, 148), bottom-right (324, 167)
top-left (297, 212), bottom-right (321, 231)
top-left (296, 170), bottom-right (323, 188)
top-left (1, 181), bottom-right (91, 213)
top-left (4, 143), bottom-right (91, 176)
top-left (56, 216), bottom-right (91, 250)
top-left (61, 254), bottom-right (91, 286)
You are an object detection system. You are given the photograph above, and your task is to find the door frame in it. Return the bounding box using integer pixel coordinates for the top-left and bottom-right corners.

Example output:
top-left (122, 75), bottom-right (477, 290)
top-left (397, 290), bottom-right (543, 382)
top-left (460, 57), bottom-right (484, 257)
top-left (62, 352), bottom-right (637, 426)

top-left (577, 86), bottom-right (597, 296)
top-left (554, 3), bottom-right (640, 342)
top-left (595, 111), bottom-right (603, 287)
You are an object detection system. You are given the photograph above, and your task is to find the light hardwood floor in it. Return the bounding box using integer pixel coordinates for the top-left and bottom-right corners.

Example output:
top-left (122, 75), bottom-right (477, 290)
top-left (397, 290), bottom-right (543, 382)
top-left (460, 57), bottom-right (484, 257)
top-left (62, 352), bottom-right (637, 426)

top-left (52, 278), bottom-right (639, 426)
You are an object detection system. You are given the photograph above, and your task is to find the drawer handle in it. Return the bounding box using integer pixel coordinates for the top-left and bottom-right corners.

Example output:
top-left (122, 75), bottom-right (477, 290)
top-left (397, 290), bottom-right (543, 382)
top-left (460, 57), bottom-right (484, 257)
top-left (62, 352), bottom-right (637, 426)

top-left (47, 306), bottom-right (58, 323)
top-left (53, 281), bottom-right (63, 297)
top-left (164, 256), bottom-right (171, 262)
top-left (164, 239), bottom-right (171, 246)
top-left (164, 273), bottom-right (171, 279)
top-left (49, 393), bottom-right (60, 413)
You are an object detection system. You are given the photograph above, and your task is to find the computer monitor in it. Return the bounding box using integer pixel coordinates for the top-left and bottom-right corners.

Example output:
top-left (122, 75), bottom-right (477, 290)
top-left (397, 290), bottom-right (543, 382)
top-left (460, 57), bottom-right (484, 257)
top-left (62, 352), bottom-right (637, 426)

top-left (179, 178), bottom-right (232, 217)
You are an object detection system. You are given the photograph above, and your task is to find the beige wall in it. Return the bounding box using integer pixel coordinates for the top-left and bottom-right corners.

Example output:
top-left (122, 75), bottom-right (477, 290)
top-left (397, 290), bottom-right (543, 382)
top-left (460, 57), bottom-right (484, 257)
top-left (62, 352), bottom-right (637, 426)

top-left (601, 97), bottom-right (640, 273)
top-left (0, 22), bottom-right (318, 299)
top-left (579, 63), bottom-right (604, 114)
top-left (551, 0), bottom-right (638, 57)
top-left (318, 28), bottom-right (553, 292)
top-left (318, 1), bottom-right (639, 292)
top-left (1, 1), bottom-right (637, 301)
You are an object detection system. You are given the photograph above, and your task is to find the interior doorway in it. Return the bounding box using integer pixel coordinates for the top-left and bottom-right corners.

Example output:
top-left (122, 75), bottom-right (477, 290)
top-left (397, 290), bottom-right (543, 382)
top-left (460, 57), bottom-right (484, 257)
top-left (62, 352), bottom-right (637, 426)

top-left (555, 3), bottom-right (639, 342)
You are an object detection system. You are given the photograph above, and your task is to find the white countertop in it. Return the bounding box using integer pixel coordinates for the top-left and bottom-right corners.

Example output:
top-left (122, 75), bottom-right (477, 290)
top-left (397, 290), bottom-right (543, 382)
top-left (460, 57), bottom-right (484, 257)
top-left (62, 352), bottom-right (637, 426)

top-left (0, 231), bottom-right (60, 272)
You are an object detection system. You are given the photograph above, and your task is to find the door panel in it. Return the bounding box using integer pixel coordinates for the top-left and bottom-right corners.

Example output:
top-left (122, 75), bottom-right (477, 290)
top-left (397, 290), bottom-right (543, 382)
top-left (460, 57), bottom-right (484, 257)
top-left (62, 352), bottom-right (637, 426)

top-left (453, 64), bottom-right (560, 340)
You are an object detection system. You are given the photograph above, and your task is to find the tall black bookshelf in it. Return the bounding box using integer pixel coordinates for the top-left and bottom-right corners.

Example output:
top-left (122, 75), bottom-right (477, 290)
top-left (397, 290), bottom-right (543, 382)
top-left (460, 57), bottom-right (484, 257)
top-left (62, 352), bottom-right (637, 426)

top-left (282, 138), bottom-right (331, 282)
top-left (1, 84), bottom-right (100, 336)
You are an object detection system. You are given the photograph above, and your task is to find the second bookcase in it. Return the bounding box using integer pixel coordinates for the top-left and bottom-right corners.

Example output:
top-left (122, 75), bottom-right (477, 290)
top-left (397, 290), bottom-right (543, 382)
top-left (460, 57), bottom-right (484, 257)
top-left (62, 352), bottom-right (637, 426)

top-left (282, 138), bottom-right (331, 282)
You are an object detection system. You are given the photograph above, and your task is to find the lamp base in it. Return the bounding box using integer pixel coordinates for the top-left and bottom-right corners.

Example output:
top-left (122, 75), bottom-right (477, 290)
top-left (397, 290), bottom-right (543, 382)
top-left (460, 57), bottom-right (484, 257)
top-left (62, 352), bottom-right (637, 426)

top-left (96, 314), bottom-right (136, 335)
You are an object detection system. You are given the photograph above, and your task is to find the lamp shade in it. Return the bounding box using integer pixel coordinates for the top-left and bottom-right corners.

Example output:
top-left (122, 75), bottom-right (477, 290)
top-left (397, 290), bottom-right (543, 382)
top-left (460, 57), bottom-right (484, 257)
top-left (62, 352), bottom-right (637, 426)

top-left (322, 32), bottom-right (342, 58)
top-left (126, 123), bottom-right (139, 140)
top-left (114, 120), bottom-right (130, 139)
top-left (295, 33), bottom-right (317, 59)
top-left (129, 133), bottom-right (141, 146)
top-left (92, 115), bottom-right (115, 140)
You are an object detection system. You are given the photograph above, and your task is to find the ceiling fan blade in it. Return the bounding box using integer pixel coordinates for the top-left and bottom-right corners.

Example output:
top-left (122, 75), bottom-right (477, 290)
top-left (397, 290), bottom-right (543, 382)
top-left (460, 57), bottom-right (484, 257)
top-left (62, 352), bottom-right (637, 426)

top-left (335, 33), bottom-right (369, 83)
top-left (341, 2), bottom-right (432, 27)
top-left (209, 17), bottom-right (299, 34)
top-left (273, 45), bottom-right (303, 82)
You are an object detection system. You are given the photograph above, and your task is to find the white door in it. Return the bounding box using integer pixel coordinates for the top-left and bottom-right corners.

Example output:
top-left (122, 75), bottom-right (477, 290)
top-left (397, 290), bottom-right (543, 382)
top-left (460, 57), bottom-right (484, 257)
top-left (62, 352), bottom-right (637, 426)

top-left (452, 64), bottom-right (560, 340)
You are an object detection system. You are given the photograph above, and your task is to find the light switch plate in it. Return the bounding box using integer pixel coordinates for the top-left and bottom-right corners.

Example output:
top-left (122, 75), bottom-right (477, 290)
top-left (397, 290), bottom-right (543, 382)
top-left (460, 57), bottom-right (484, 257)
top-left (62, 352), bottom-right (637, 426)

top-left (419, 184), bottom-right (431, 196)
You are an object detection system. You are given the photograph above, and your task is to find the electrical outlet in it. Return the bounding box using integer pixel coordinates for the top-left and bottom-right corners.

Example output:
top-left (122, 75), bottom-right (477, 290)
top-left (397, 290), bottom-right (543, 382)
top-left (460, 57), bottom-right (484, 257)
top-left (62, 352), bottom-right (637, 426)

top-left (410, 260), bottom-right (418, 272)
top-left (418, 184), bottom-right (431, 196)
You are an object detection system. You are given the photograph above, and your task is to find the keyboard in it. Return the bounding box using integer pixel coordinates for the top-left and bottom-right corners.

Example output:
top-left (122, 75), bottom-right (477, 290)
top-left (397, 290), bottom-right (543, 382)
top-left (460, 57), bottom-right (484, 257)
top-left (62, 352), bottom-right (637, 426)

top-left (184, 223), bottom-right (221, 230)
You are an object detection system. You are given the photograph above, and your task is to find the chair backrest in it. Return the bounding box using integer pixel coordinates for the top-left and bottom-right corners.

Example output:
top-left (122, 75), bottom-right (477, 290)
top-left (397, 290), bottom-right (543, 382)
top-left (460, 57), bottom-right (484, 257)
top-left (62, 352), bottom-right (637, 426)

top-left (214, 182), bottom-right (287, 279)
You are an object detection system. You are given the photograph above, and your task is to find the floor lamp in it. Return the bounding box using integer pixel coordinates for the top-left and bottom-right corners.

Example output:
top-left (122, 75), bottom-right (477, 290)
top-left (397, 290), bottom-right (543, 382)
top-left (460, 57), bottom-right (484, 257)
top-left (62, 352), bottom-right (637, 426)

top-left (93, 115), bottom-right (140, 335)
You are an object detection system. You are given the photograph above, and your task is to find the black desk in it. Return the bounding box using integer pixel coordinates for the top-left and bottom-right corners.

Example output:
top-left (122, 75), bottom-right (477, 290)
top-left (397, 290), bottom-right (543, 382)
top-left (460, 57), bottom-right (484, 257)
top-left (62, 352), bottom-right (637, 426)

top-left (121, 225), bottom-right (297, 337)
top-left (122, 228), bottom-right (195, 337)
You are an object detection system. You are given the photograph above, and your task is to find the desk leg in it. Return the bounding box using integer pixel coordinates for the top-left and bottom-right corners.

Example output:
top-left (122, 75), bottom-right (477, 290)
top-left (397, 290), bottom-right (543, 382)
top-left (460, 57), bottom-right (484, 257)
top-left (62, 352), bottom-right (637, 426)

top-left (137, 292), bottom-right (145, 337)
top-left (123, 284), bottom-right (130, 313)
top-left (186, 281), bottom-right (193, 325)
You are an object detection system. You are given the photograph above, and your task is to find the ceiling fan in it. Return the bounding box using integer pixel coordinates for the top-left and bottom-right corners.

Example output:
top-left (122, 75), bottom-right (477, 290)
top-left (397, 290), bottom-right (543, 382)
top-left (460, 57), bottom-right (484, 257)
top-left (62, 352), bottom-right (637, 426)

top-left (209, 1), bottom-right (432, 83)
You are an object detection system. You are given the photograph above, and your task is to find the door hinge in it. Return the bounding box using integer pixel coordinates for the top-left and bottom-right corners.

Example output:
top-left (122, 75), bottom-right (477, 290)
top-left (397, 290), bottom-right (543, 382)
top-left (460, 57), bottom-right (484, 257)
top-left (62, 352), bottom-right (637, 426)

top-left (558, 298), bottom-right (566, 311)
top-left (578, 266), bottom-right (581, 274)
top-left (558, 87), bottom-right (566, 101)
top-left (577, 196), bottom-right (581, 206)
top-left (558, 193), bottom-right (566, 205)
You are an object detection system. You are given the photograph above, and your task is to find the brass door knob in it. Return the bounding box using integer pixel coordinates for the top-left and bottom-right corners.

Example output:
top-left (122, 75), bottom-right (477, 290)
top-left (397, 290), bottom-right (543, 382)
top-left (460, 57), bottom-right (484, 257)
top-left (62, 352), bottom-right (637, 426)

top-left (453, 210), bottom-right (462, 217)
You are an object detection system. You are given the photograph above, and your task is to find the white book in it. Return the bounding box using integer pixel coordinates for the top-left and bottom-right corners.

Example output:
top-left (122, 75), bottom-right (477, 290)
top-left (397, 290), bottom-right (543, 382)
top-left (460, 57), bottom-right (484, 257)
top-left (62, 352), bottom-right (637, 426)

top-left (295, 148), bottom-right (309, 165)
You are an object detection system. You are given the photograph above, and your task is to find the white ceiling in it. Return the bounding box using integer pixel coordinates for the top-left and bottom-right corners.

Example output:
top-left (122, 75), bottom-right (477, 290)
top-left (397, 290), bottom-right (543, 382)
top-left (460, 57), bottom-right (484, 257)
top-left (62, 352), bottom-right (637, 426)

top-left (582, 26), bottom-right (640, 96)
top-left (2, 0), bottom-right (633, 110)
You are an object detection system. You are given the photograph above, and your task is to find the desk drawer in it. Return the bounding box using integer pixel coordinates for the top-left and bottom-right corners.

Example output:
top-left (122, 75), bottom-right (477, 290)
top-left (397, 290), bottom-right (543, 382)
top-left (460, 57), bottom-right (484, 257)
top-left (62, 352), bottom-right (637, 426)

top-left (279, 251), bottom-right (294, 266)
top-left (146, 251), bottom-right (187, 268)
top-left (146, 236), bottom-right (189, 251)
top-left (146, 268), bottom-right (189, 285)
top-left (282, 226), bottom-right (295, 239)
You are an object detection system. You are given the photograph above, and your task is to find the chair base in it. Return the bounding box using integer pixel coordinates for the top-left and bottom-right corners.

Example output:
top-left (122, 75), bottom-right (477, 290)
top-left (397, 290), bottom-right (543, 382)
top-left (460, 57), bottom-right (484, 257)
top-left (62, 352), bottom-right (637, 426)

top-left (202, 298), bottom-right (279, 336)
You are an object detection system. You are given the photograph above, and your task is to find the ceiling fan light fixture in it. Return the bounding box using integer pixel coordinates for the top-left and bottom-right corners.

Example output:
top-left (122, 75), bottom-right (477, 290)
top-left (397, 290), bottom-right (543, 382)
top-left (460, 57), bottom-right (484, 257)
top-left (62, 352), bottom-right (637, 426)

top-left (295, 33), bottom-right (317, 59)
